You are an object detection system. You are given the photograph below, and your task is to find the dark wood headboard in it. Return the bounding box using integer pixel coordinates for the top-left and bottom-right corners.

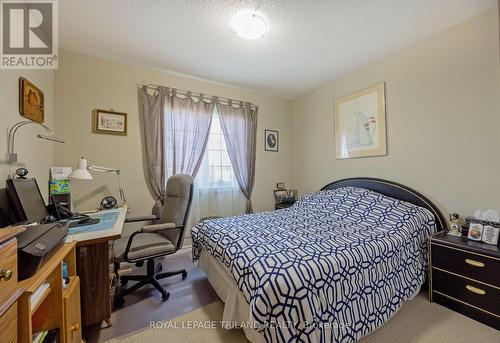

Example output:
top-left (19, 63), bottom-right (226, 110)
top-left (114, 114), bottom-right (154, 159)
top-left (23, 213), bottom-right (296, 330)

top-left (321, 177), bottom-right (446, 231)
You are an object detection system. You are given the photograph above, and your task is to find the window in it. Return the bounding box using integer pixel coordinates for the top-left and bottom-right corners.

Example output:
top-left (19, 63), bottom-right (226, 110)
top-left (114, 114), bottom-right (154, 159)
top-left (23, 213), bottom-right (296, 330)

top-left (195, 109), bottom-right (239, 190)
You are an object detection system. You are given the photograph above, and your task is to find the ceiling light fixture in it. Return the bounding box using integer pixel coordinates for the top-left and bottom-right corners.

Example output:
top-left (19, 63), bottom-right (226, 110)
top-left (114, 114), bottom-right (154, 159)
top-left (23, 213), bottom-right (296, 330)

top-left (231, 11), bottom-right (266, 39)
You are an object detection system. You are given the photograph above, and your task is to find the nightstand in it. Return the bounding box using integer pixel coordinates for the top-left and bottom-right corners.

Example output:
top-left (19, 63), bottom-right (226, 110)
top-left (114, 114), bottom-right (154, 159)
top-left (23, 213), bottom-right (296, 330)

top-left (429, 231), bottom-right (500, 330)
top-left (275, 202), bottom-right (295, 210)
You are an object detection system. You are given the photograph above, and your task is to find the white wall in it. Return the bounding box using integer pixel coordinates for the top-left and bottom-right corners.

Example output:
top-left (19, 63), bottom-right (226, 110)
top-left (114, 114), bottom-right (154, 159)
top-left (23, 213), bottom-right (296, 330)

top-left (0, 69), bottom-right (55, 201)
top-left (54, 50), bottom-right (293, 216)
top-left (291, 9), bottom-right (500, 216)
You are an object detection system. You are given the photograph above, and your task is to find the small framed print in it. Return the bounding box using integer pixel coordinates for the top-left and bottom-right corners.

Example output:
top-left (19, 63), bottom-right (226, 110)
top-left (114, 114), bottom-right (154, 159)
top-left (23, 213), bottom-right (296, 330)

top-left (276, 182), bottom-right (286, 190)
top-left (265, 129), bottom-right (279, 152)
top-left (93, 109), bottom-right (127, 135)
top-left (467, 223), bottom-right (484, 241)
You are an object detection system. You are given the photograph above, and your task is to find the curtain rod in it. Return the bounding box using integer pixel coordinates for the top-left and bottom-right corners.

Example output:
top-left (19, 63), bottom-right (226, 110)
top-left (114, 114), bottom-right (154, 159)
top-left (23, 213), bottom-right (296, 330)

top-left (137, 82), bottom-right (257, 109)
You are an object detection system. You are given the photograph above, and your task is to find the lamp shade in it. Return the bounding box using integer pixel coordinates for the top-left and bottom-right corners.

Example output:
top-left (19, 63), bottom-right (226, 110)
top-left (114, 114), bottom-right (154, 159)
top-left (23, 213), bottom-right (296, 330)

top-left (68, 158), bottom-right (94, 180)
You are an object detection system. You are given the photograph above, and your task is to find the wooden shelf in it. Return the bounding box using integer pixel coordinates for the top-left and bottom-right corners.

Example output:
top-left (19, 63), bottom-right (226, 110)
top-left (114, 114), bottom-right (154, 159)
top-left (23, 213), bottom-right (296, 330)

top-left (18, 242), bottom-right (81, 343)
top-left (30, 286), bottom-right (51, 315)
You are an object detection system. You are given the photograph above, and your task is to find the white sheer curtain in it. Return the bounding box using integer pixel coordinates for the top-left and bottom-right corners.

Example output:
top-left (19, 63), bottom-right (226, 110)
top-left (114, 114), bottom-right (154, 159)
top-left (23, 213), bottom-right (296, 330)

top-left (166, 89), bottom-right (215, 178)
top-left (187, 109), bottom-right (246, 229)
top-left (215, 99), bottom-right (258, 213)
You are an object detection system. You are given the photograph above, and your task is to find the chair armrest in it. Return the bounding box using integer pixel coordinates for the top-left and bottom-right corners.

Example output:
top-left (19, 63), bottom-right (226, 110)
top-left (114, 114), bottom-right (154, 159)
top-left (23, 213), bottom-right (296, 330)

top-left (122, 223), bottom-right (183, 263)
top-left (141, 222), bottom-right (178, 233)
top-left (125, 214), bottom-right (159, 223)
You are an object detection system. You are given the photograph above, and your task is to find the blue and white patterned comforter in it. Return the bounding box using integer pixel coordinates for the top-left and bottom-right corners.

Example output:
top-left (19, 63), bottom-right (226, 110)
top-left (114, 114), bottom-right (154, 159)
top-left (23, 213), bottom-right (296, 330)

top-left (191, 187), bottom-right (436, 343)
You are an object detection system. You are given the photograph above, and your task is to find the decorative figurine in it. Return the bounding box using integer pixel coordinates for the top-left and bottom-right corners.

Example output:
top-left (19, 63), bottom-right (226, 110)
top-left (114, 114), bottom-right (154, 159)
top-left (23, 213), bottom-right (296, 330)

top-left (447, 213), bottom-right (462, 237)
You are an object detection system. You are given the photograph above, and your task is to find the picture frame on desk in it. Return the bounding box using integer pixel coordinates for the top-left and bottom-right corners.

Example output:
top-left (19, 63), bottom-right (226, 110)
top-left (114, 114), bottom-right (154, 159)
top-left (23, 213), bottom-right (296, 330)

top-left (482, 225), bottom-right (499, 245)
top-left (465, 217), bottom-right (500, 246)
top-left (467, 223), bottom-right (483, 241)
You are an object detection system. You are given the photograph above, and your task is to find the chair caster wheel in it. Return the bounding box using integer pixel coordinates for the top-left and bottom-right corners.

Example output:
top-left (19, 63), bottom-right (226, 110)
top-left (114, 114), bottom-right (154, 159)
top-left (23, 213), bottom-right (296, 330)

top-left (161, 292), bottom-right (170, 302)
top-left (182, 271), bottom-right (187, 280)
top-left (114, 297), bottom-right (125, 308)
top-left (120, 278), bottom-right (128, 286)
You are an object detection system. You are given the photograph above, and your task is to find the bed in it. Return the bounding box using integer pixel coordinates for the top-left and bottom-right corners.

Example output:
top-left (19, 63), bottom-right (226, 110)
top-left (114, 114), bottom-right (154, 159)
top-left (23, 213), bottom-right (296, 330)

top-left (191, 178), bottom-right (446, 343)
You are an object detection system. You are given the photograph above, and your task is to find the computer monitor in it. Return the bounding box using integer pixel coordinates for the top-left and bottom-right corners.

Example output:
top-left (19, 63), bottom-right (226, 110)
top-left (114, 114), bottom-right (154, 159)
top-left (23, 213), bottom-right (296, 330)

top-left (6, 178), bottom-right (49, 223)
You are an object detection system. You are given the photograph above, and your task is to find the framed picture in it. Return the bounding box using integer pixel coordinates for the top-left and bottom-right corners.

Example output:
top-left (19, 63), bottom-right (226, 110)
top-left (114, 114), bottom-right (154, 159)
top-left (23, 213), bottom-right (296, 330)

top-left (467, 223), bottom-right (484, 241)
top-left (276, 182), bottom-right (286, 190)
top-left (334, 82), bottom-right (386, 159)
top-left (19, 77), bottom-right (44, 123)
top-left (93, 109), bottom-right (127, 135)
top-left (482, 225), bottom-right (499, 245)
top-left (265, 129), bottom-right (279, 152)
top-left (274, 190), bottom-right (288, 203)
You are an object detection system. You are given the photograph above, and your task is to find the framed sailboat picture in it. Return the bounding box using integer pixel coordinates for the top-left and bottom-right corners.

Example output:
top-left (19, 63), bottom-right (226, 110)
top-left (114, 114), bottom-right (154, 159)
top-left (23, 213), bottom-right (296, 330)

top-left (334, 82), bottom-right (387, 159)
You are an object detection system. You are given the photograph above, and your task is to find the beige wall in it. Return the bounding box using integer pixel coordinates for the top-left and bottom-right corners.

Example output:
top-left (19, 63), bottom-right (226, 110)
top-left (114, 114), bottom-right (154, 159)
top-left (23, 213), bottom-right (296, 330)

top-left (54, 50), bottom-right (292, 216)
top-left (52, 9), bottom-right (500, 222)
top-left (291, 9), bottom-right (500, 216)
top-left (0, 69), bottom-right (55, 200)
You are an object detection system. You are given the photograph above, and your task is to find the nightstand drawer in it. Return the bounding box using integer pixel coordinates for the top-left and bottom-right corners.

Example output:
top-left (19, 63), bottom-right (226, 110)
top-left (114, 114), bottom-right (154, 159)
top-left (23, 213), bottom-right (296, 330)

top-left (431, 243), bottom-right (500, 286)
top-left (433, 269), bottom-right (500, 316)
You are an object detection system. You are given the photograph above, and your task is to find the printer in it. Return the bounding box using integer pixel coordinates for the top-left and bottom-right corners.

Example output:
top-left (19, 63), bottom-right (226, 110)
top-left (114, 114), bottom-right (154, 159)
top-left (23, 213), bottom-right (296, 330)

top-left (17, 222), bottom-right (68, 280)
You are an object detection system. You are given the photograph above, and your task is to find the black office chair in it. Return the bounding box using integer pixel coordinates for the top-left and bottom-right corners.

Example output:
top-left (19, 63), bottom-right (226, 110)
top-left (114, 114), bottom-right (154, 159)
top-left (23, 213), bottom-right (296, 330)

top-left (113, 174), bottom-right (194, 306)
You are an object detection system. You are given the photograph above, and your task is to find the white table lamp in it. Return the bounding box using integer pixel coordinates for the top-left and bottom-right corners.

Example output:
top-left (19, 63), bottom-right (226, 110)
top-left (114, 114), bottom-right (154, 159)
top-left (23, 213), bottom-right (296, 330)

top-left (68, 158), bottom-right (94, 180)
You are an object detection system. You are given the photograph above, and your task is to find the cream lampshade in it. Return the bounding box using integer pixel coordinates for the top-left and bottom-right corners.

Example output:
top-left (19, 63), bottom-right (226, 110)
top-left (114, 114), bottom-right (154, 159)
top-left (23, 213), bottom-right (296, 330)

top-left (68, 158), bottom-right (94, 180)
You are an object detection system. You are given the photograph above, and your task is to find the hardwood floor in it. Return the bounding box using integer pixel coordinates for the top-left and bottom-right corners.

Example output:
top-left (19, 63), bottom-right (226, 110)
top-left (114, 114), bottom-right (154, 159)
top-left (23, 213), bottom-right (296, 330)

top-left (84, 249), bottom-right (218, 343)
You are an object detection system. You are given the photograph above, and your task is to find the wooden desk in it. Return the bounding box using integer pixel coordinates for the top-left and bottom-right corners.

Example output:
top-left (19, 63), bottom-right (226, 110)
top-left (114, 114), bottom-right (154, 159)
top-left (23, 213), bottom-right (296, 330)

top-left (65, 207), bottom-right (127, 329)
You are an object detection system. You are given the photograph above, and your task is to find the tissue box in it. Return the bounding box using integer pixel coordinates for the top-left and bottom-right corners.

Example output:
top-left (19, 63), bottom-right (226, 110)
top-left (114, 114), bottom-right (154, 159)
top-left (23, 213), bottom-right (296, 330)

top-left (49, 179), bottom-right (69, 195)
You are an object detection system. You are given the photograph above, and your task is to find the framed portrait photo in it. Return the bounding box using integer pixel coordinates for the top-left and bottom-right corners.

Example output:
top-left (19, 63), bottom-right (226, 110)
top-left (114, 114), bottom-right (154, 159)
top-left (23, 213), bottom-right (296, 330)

top-left (265, 129), bottom-right (279, 152)
top-left (334, 82), bottom-right (387, 159)
top-left (467, 223), bottom-right (484, 241)
top-left (93, 109), bottom-right (127, 135)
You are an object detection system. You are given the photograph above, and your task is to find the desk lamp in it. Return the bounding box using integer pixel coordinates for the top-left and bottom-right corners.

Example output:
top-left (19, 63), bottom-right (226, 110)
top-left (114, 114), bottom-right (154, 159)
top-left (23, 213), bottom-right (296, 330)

top-left (7, 121), bottom-right (65, 176)
top-left (68, 158), bottom-right (127, 206)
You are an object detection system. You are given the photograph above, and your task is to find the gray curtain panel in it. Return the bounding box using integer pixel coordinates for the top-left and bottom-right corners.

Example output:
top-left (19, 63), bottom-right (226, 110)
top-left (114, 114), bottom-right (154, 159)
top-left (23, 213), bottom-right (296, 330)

top-left (215, 98), bottom-right (258, 213)
top-left (141, 86), bottom-right (169, 205)
top-left (166, 89), bottom-right (215, 178)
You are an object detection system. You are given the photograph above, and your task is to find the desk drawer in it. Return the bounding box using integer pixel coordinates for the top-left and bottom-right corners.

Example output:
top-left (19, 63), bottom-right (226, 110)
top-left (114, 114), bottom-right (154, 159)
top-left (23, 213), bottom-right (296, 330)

top-left (0, 302), bottom-right (17, 343)
top-left (432, 269), bottom-right (500, 316)
top-left (431, 243), bottom-right (500, 286)
top-left (0, 239), bottom-right (17, 304)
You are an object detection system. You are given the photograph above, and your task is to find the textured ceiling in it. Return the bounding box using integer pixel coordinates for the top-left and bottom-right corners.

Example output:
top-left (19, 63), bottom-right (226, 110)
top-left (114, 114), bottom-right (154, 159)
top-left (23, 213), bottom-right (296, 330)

top-left (59, 0), bottom-right (496, 99)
